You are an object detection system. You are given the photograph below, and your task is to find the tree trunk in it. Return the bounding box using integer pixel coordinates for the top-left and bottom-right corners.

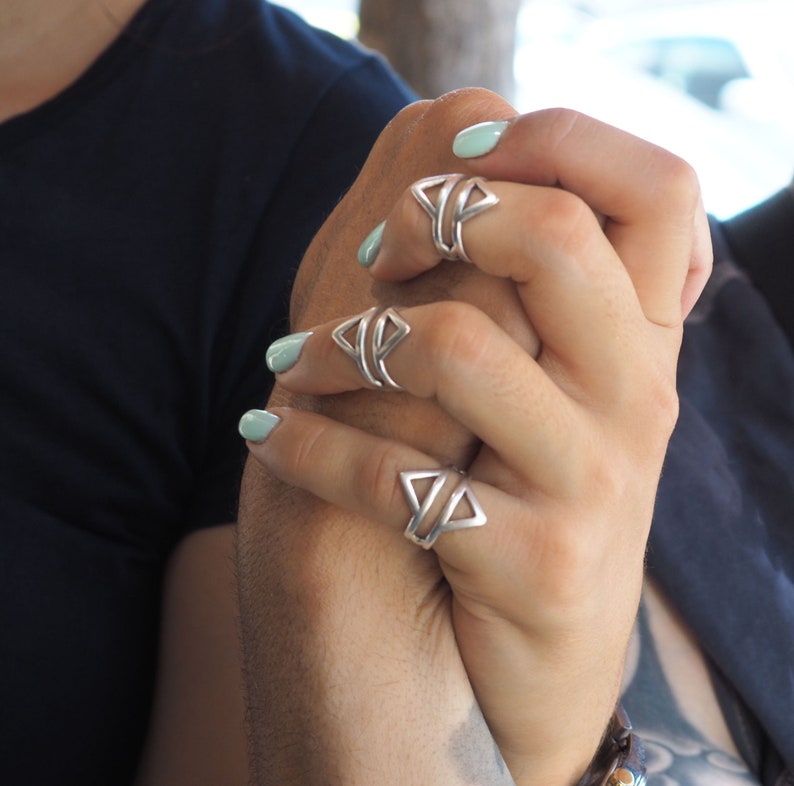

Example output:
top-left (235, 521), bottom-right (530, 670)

top-left (358, 0), bottom-right (522, 102)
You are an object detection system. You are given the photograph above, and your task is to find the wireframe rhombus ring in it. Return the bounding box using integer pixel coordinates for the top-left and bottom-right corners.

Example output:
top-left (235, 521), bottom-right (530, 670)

top-left (400, 467), bottom-right (487, 549)
top-left (331, 306), bottom-right (411, 390)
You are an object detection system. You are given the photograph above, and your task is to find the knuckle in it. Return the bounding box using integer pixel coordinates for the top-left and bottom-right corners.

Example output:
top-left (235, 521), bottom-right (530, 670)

top-left (649, 149), bottom-right (702, 209)
top-left (644, 370), bottom-right (680, 439)
top-left (621, 351), bottom-right (680, 430)
top-left (609, 366), bottom-right (680, 466)
top-left (534, 522), bottom-right (600, 613)
top-left (394, 89), bottom-right (515, 163)
top-left (427, 88), bottom-right (513, 130)
top-left (608, 360), bottom-right (680, 450)
top-left (533, 188), bottom-right (600, 264)
top-left (424, 301), bottom-right (494, 371)
top-left (361, 101), bottom-right (432, 187)
top-left (377, 100), bottom-right (432, 149)
top-left (543, 187), bottom-right (592, 234)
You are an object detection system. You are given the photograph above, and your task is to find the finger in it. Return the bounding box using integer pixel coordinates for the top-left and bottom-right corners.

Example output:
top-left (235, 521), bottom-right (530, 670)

top-left (240, 406), bottom-right (526, 572)
top-left (266, 301), bottom-right (639, 495)
top-left (273, 303), bottom-right (563, 472)
top-left (286, 89), bottom-right (517, 333)
top-left (363, 173), bottom-right (508, 282)
top-left (456, 109), bottom-right (711, 327)
top-left (240, 406), bottom-right (646, 631)
top-left (357, 178), bottom-right (678, 393)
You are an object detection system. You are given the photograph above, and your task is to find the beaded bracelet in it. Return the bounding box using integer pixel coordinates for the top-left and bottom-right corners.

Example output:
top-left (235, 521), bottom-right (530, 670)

top-left (577, 705), bottom-right (647, 786)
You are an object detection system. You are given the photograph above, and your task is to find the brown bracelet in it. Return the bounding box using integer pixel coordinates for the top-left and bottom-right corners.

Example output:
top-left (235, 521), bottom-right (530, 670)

top-left (577, 705), bottom-right (647, 786)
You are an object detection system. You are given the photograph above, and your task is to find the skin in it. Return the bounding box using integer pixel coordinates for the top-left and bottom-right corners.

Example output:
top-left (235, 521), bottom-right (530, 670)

top-left (237, 91), bottom-right (712, 785)
top-left (0, 0), bottom-right (146, 121)
top-left (620, 584), bottom-right (759, 785)
top-left (0, 2), bottom-right (250, 782)
top-left (134, 524), bottom-right (249, 786)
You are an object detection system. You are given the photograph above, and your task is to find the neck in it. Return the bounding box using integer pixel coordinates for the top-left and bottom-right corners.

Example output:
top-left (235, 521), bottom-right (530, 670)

top-left (0, 0), bottom-right (147, 122)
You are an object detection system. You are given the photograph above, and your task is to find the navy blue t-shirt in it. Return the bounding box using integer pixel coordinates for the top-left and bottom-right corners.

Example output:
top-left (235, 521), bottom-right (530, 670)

top-left (0, 1), bottom-right (412, 782)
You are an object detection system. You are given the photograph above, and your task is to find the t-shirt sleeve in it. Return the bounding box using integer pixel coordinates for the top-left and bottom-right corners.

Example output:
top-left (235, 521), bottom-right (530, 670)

top-left (185, 54), bottom-right (414, 531)
top-left (721, 187), bottom-right (794, 348)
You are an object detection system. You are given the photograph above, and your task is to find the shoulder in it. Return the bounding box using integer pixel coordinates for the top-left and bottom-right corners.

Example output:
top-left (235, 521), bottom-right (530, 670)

top-left (146, 0), bottom-right (413, 117)
top-left (135, 0), bottom-right (413, 183)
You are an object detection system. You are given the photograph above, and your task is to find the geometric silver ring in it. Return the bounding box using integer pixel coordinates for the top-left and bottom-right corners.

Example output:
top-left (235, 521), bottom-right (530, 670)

top-left (411, 174), bottom-right (464, 259)
top-left (331, 306), bottom-right (411, 391)
top-left (400, 467), bottom-right (487, 549)
top-left (411, 174), bottom-right (499, 263)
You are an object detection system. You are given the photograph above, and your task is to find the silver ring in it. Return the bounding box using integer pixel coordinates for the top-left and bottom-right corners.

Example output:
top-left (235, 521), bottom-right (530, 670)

top-left (400, 467), bottom-right (487, 549)
top-left (411, 174), bottom-right (499, 263)
top-left (331, 306), bottom-right (410, 390)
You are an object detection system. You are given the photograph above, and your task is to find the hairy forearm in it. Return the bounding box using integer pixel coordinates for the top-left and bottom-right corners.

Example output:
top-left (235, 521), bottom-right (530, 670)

top-left (236, 461), bottom-right (516, 786)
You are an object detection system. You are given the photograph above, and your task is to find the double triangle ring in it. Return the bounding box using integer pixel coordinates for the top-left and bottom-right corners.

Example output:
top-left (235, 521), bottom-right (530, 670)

top-left (411, 174), bottom-right (499, 263)
top-left (331, 306), bottom-right (411, 391)
top-left (400, 467), bottom-right (487, 549)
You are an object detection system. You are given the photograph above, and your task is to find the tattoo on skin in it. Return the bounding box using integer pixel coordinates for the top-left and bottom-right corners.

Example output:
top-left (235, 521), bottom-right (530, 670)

top-left (449, 704), bottom-right (515, 785)
top-left (622, 598), bottom-right (761, 786)
top-left (447, 589), bottom-right (769, 786)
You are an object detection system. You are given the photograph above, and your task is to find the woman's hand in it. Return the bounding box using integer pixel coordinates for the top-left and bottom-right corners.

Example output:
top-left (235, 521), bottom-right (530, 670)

top-left (241, 116), bottom-right (710, 783)
top-left (237, 91), bottom-right (711, 786)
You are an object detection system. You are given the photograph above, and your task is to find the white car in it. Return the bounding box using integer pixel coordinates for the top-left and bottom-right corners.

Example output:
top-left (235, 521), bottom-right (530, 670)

top-left (579, 2), bottom-right (794, 130)
top-left (515, 0), bottom-right (794, 217)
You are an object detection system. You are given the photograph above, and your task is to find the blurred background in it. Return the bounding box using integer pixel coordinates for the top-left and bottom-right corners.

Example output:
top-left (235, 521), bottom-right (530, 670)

top-left (274, 0), bottom-right (794, 218)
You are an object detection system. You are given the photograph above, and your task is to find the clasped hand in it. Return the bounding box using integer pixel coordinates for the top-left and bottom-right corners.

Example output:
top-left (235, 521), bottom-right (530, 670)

top-left (238, 90), bottom-right (712, 786)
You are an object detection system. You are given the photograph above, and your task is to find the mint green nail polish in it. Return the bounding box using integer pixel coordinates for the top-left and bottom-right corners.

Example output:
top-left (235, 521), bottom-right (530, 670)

top-left (238, 409), bottom-right (281, 443)
top-left (266, 331), bottom-right (312, 373)
top-left (453, 120), bottom-right (510, 159)
top-left (357, 220), bottom-right (386, 267)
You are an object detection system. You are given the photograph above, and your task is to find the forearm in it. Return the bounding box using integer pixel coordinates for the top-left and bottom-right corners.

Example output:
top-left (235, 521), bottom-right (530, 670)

top-left (237, 461), bottom-right (516, 786)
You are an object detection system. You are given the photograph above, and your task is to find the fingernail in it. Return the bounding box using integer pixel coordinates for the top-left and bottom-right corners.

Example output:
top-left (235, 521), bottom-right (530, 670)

top-left (266, 331), bottom-right (313, 373)
top-left (238, 409), bottom-right (281, 443)
top-left (357, 220), bottom-right (386, 267)
top-left (453, 120), bottom-right (510, 159)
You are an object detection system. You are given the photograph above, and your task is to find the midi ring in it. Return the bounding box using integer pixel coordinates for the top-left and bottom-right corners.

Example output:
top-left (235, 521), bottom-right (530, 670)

top-left (400, 467), bottom-right (487, 549)
top-left (331, 306), bottom-right (410, 391)
top-left (411, 174), bottom-right (499, 263)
